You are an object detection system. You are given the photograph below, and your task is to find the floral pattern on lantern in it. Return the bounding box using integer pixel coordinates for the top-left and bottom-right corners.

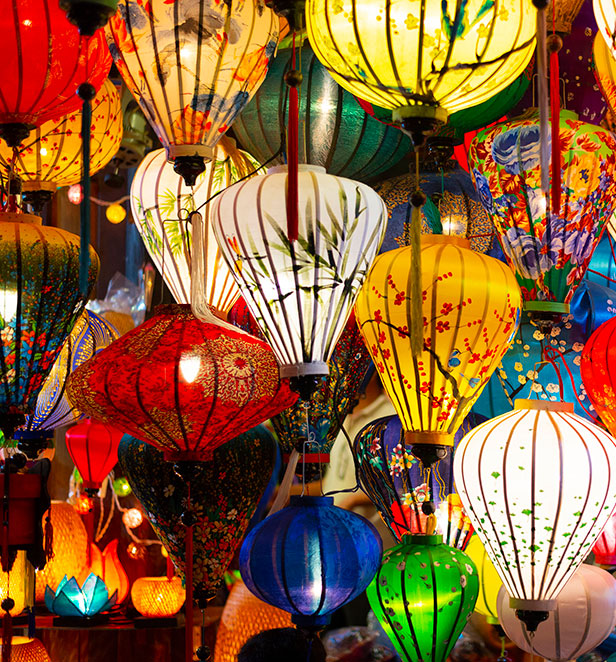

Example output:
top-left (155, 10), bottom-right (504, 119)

top-left (131, 576), bottom-right (185, 618)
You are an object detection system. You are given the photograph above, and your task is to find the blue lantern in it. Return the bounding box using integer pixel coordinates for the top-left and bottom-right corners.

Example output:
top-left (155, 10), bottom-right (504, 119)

top-left (239, 495), bottom-right (382, 627)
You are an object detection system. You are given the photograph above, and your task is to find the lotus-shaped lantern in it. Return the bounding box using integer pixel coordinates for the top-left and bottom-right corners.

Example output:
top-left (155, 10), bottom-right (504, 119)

top-left (44, 573), bottom-right (117, 617)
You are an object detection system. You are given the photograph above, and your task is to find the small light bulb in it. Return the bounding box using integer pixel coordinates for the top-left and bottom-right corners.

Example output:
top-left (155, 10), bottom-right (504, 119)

top-left (67, 184), bottom-right (83, 205)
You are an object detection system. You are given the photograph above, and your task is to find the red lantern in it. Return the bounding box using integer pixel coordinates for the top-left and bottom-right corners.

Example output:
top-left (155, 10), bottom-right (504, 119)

top-left (65, 419), bottom-right (123, 492)
top-left (593, 511), bottom-right (616, 565)
top-left (0, 1), bottom-right (111, 146)
top-left (66, 305), bottom-right (298, 461)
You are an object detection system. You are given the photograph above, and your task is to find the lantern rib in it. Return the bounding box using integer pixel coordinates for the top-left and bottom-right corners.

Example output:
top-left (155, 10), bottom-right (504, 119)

top-left (173, 1), bottom-right (187, 145)
top-left (147, 10), bottom-right (174, 148)
top-left (40, 31), bottom-right (84, 122)
top-left (373, 562), bottom-right (413, 659)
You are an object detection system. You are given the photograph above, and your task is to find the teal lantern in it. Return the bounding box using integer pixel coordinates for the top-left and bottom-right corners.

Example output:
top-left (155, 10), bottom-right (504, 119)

top-left (232, 42), bottom-right (411, 182)
top-left (368, 534), bottom-right (478, 662)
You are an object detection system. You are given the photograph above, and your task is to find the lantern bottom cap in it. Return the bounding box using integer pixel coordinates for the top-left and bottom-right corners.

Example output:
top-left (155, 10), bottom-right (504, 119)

top-left (291, 613), bottom-right (330, 628)
top-left (166, 144), bottom-right (214, 161)
top-left (523, 301), bottom-right (570, 314)
top-left (404, 431), bottom-right (454, 447)
top-left (280, 362), bottom-right (329, 378)
top-left (508, 597), bottom-right (556, 611)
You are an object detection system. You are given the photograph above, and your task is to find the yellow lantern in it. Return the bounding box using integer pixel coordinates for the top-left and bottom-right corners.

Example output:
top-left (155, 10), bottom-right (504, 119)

top-left (131, 576), bottom-right (186, 619)
top-left (354, 235), bottom-right (521, 466)
top-left (0, 637), bottom-right (51, 662)
top-left (0, 80), bottom-right (122, 210)
top-left (106, 204), bottom-right (126, 225)
top-left (305, 0), bottom-right (536, 140)
top-left (0, 551), bottom-right (29, 617)
top-left (593, 33), bottom-right (616, 117)
top-left (464, 535), bottom-right (502, 624)
top-left (214, 580), bottom-right (292, 662)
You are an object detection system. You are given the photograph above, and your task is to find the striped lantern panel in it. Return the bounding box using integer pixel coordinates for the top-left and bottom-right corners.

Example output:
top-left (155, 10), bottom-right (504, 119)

top-left (454, 399), bottom-right (616, 610)
top-left (211, 164), bottom-right (387, 377)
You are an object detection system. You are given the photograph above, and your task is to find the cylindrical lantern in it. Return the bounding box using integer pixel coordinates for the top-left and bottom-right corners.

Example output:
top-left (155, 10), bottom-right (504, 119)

top-left (214, 580), bottom-right (292, 662)
top-left (106, 0), bottom-right (279, 185)
top-left (212, 164), bottom-right (386, 395)
top-left (354, 235), bottom-right (521, 465)
top-left (240, 495), bottom-right (382, 627)
top-left (497, 564), bottom-right (616, 660)
top-left (454, 399), bottom-right (616, 628)
top-left (593, 511), bottom-right (616, 565)
top-left (131, 576), bottom-right (186, 618)
top-left (0, 637), bottom-right (51, 662)
top-left (367, 534), bottom-right (478, 662)
top-left (0, 551), bottom-right (28, 617)
top-left (464, 535), bottom-right (502, 624)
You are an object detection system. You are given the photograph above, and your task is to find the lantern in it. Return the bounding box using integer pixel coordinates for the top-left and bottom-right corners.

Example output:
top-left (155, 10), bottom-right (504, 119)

top-left (0, 79), bottom-right (122, 210)
top-left (214, 580), bottom-right (292, 662)
top-left (35, 502), bottom-right (88, 602)
top-left (233, 43), bottom-right (411, 182)
top-left (131, 576), bottom-right (185, 619)
top-left (106, 0), bottom-right (279, 185)
top-left (305, 0), bottom-right (535, 142)
top-left (240, 495), bottom-right (382, 627)
top-left (65, 419), bottom-right (123, 493)
top-left (453, 399), bottom-right (616, 630)
top-left (0, 212), bottom-right (99, 438)
top-left (119, 426), bottom-right (277, 604)
top-left (105, 204), bottom-right (126, 225)
top-left (497, 564), bottom-right (616, 660)
top-left (130, 138), bottom-right (258, 311)
top-left (0, 638), bottom-right (51, 662)
top-left (0, 551), bottom-right (29, 617)
top-left (85, 539), bottom-right (129, 604)
top-left (66, 305), bottom-right (297, 462)
top-left (594, 0), bottom-right (616, 55)
top-left (212, 164), bottom-right (386, 397)
top-left (45, 573), bottom-right (117, 617)
top-left (354, 235), bottom-right (521, 466)
top-left (464, 536), bottom-right (502, 624)
top-left (593, 33), bottom-right (616, 119)
top-left (469, 110), bottom-right (616, 321)
top-left (0, 1), bottom-right (111, 146)
top-left (593, 511), bottom-right (616, 565)
top-left (367, 534), bottom-right (478, 662)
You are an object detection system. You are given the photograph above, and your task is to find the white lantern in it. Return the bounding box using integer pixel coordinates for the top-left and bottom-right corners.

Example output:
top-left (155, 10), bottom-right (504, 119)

top-left (497, 564), bottom-right (616, 659)
top-left (594, 0), bottom-right (616, 55)
top-left (210, 164), bottom-right (387, 395)
top-left (453, 399), bottom-right (616, 629)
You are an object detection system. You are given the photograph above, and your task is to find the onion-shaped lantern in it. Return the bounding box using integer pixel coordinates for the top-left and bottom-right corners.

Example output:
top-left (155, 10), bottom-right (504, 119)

top-left (106, 0), bottom-right (279, 185)
top-left (211, 164), bottom-right (386, 398)
top-left (454, 399), bottom-right (616, 631)
top-left (354, 235), bottom-right (521, 466)
top-left (469, 110), bottom-right (616, 326)
top-left (240, 495), bottom-right (382, 627)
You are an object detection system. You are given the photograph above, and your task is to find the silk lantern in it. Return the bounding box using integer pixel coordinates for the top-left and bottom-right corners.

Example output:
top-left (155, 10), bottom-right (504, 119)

top-left (211, 164), bottom-right (386, 398)
top-left (66, 305), bottom-right (297, 462)
top-left (367, 534), bottom-right (479, 662)
top-left (131, 576), bottom-right (185, 618)
top-left (106, 0), bottom-right (279, 185)
top-left (240, 496), bottom-right (382, 627)
top-left (305, 0), bottom-right (535, 142)
top-left (497, 564), bottom-right (616, 660)
top-left (464, 535), bottom-right (502, 624)
top-left (354, 235), bottom-right (521, 467)
top-left (593, 33), bottom-right (616, 118)
top-left (454, 399), bottom-right (616, 630)
top-left (130, 137), bottom-right (259, 311)
top-left (593, 510), bottom-right (616, 564)
top-left (469, 110), bottom-right (616, 321)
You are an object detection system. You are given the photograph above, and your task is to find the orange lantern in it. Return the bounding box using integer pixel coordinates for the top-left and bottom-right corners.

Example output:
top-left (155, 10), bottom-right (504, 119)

top-left (131, 576), bottom-right (186, 619)
top-left (0, 551), bottom-right (28, 617)
top-left (84, 540), bottom-right (129, 604)
top-left (0, 638), bottom-right (50, 662)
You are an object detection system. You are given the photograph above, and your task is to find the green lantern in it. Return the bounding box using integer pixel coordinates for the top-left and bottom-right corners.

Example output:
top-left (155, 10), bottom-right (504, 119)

top-left (368, 534), bottom-right (478, 662)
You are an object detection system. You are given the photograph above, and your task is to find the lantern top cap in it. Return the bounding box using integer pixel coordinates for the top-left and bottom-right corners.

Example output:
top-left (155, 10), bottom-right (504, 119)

top-left (421, 234), bottom-right (471, 249)
top-left (401, 533), bottom-right (443, 546)
top-left (289, 495), bottom-right (334, 507)
top-left (514, 399), bottom-right (574, 413)
top-left (267, 164), bottom-right (327, 176)
top-left (0, 212), bottom-right (41, 226)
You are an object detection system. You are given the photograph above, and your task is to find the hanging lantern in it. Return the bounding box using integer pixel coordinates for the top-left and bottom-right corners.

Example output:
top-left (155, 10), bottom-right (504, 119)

top-left (305, 0), bottom-right (535, 143)
top-left (240, 495), bottom-right (382, 627)
top-left (0, 79), bottom-right (122, 211)
top-left (497, 564), bottom-right (616, 660)
top-left (0, 212), bottom-right (99, 439)
top-left (212, 164), bottom-right (386, 398)
top-left (0, 638), bottom-right (51, 662)
top-left (594, 0), bottom-right (616, 55)
top-left (0, 551), bottom-right (29, 618)
top-left (453, 399), bottom-right (616, 631)
top-left (131, 576), bottom-right (186, 619)
top-left (593, 33), bottom-right (616, 120)
top-left (469, 110), bottom-right (616, 326)
top-left (593, 510), bottom-right (616, 565)
top-left (464, 535), bottom-right (502, 624)
top-left (106, 0), bottom-right (279, 185)
top-left (130, 138), bottom-right (258, 312)
top-left (214, 579), bottom-right (292, 662)
top-left (354, 235), bottom-right (521, 466)
top-left (233, 43), bottom-right (411, 182)
top-left (367, 534), bottom-right (478, 662)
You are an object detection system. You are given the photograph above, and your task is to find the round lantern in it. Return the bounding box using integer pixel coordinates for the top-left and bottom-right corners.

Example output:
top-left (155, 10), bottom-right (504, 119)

top-left (0, 551), bottom-right (29, 617)
top-left (106, 0), bottom-right (279, 185)
top-left (367, 534), bottom-right (478, 662)
top-left (0, 1), bottom-right (111, 146)
top-left (233, 43), bottom-right (411, 182)
top-left (214, 580), bottom-right (292, 662)
top-left (593, 511), bottom-right (616, 565)
top-left (497, 564), bottom-right (616, 660)
top-left (464, 535), bottom-right (502, 624)
top-left (469, 110), bottom-right (616, 320)
top-left (354, 235), bottom-right (521, 466)
top-left (0, 79), bottom-right (122, 209)
top-left (0, 637), bottom-right (51, 662)
top-left (35, 501), bottom-right (88, 602)
top-left (305, 0), bottom-right (536, 141)
top-left (0, 212), bottom-right (99, 438)
top-left (67, 305), bottom-right (296, 461)
top-left (130, 138), bottom-right (259, 311)
top-left (211, 164), bottom-right (386, 397)
top-left (131, 576), bottom-right (186, 618)
top-left (105, 204), bottom-right (126, 225)
top-left (453, 399), bottom-right (616, 629)
top-left (65, 419), bottom-right (124, 493)
top-left (240, 495), bottom-right (382, 627)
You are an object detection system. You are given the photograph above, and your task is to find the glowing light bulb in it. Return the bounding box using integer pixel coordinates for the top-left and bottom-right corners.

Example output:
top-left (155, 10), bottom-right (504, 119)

top-left (122, 508), bottom-right (143, 529)
top-left (179, 352), bottom-right (201, 383)
top-left (106, 203), bottom-right (126, 224)
top-left (67, 184), bottom-right (83, 205)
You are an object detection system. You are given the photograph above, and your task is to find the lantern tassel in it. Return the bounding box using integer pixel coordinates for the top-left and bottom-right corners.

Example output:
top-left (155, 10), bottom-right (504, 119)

top-left (184, 486), bottom-right (194, 662)
top-left (286, 33), bottom-right (300, 243)
top-left (536, 6), bottom-right (549, 196)
top-left (549, 34), bottom-right (562, 214)
top-left (166, 555), bottom-right (174, 582)
top-left (1, 459), bottom-right (9, 574)
top-left (44, 509), bottom-right (53, 562)
top-left (2, 610), bottom-right (12, 662)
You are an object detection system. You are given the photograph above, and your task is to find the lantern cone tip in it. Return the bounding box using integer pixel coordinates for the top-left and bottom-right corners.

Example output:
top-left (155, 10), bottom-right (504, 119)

top-left (514, 609), bottom-right (549, 632)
